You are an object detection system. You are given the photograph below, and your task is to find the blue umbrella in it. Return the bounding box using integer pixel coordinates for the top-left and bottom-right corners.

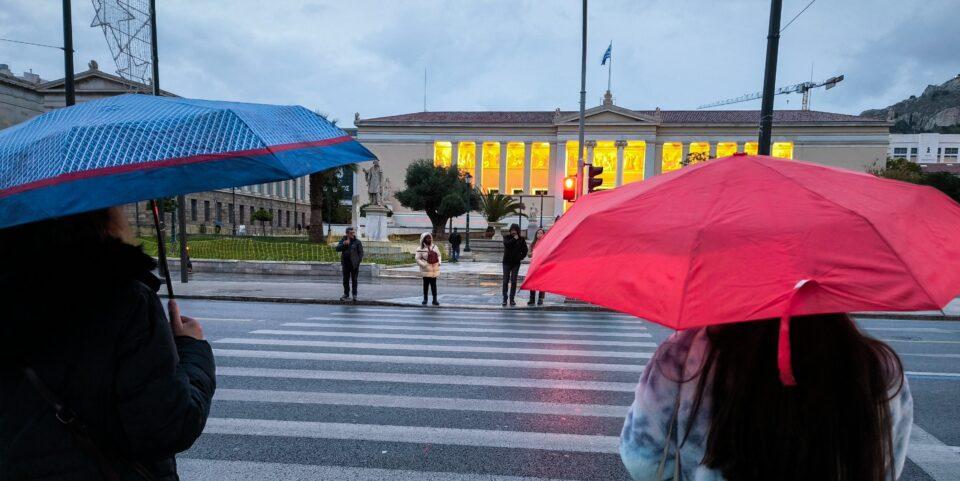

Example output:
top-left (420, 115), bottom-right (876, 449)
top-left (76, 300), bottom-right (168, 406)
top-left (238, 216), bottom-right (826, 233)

top-left (0, 94), bottom-right (376, 292)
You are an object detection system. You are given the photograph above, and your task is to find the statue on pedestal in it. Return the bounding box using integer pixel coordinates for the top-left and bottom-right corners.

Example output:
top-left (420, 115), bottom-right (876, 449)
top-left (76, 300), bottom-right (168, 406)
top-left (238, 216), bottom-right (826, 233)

top-left (363, 159), bottom-right (384, 206)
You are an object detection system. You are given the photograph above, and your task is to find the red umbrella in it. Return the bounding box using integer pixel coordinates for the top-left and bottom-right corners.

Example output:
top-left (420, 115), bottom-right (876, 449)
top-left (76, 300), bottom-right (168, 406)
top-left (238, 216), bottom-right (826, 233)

top-left (523, 154), bottom-right (960, 385)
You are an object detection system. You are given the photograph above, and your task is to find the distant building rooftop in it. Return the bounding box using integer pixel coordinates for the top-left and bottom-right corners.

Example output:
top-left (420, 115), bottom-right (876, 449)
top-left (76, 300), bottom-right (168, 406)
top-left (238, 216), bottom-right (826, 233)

top-left (358, 109), bottom-right (886, 126)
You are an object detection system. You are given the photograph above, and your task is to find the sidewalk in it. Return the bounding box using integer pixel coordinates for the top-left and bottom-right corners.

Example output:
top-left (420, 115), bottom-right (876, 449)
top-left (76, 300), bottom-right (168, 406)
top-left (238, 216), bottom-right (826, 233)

top-left (165, 271), bottom-right (577, 310)
top-left (161, 270), bottom-right (960, 319)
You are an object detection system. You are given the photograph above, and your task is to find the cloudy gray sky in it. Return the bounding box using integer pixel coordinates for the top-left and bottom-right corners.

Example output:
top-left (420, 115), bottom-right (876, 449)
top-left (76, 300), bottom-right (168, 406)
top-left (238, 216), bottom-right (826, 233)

top-left (2, 0), bottom-right (957, 126)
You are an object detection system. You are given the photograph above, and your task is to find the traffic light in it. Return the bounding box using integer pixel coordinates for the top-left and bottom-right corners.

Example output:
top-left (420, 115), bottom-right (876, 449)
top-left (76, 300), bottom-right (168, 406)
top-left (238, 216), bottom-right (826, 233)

top-left (562, 176), bottom-right (576, 201)
top-left (587, 164), bottom-right (604, 192)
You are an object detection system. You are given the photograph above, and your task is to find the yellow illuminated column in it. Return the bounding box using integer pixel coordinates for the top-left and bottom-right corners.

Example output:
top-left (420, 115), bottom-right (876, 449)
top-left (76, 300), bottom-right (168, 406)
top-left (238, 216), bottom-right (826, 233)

top-left (623, 141), bottom-right (646, 184)
top-left (565, 141), bottom-right (580, 176)
top-left (615, 140), bottom-right (627, 187)
top-left (522, 143), bottom-right (533, 194)
top-left (451, 142), bottom-right (459, 169)
top-left (772, 142), bottom-right (794, 159)
top-left (506, 142), bottom-right (525, 195)
top-left (716, 142), bottom-right (738, 158)
top-left (662, 142), bottom-right (682, 172)
top-left (434, 141), bottom-right (452, 167)
top-left (688, 142), bottom-right (710, 165)
top-left (530, 142), bottom-right (550, 194)
top-left (458, 142), bottom-right (476, 179)
top-left (593, 141), bottom-right (617, 189)
top-left (481, 142), bottom-right (501, 193)
top-left (744, 142), bottom-right (759, 156)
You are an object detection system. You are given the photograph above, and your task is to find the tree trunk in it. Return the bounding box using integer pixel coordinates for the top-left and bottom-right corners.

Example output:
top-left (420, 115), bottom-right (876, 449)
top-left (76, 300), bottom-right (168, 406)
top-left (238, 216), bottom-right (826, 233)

top-left (308, 172), bottom-right (325, 243)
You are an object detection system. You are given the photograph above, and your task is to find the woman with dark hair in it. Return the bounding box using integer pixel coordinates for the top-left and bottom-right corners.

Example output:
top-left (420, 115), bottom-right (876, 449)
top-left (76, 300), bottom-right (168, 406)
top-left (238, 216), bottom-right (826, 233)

top-left (620, 313), bottom-right (912, 481)
top-left (0, 207), bottom-right (216, 480)
top-left (526, 228), bottom-right (546, 306)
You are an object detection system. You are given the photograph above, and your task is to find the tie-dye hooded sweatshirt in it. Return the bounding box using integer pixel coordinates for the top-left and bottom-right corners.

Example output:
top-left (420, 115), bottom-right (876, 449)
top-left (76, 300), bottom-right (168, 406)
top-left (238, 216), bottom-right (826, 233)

top-left (619, 328), bottom-right (913, 481)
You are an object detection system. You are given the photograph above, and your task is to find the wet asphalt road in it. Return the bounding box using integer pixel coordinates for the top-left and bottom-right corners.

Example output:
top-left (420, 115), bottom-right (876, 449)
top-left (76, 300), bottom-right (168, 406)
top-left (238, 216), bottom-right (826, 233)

top-left (174, 300), bottom-right (960, 480)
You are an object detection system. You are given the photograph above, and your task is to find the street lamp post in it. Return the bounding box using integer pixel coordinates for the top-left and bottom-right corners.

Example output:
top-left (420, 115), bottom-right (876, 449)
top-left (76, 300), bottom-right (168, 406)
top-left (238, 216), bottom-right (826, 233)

top-left (516, 194), bottom-right (524, 228)
top-left (464, 172), bottom-right (472, 252)
top-left (231, 187), bottom-right (237, 235)
top-left (758, 0), bottom-right (783, 155)
top-left (539, 193), bottom-right (544, 226)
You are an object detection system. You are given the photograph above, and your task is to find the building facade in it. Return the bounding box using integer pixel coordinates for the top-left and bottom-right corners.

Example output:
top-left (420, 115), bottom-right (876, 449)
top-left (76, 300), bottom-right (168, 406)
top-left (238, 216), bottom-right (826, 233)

top-left (0, 61), bottom-right (311, 235)
top-left (889, 133), bottom-right (960, 164)
top-left (355, 95), bottom-right (891, 229)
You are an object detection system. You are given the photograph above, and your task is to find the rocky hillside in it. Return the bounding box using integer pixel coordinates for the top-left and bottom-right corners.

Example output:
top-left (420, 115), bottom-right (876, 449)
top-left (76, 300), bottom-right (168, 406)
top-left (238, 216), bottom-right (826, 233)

top-left (861, 75), bottom-right (960, 133)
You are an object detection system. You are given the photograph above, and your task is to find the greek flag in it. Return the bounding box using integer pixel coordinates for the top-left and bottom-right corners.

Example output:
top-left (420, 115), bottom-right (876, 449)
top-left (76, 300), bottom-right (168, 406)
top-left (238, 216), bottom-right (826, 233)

top-left (601, 43), bottom-right (612, 65)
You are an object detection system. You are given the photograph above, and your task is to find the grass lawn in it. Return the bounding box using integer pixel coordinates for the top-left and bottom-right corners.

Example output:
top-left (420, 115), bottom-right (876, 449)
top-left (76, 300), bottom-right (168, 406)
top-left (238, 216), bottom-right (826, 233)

top-left (138, 235), bottom-right (411, 264)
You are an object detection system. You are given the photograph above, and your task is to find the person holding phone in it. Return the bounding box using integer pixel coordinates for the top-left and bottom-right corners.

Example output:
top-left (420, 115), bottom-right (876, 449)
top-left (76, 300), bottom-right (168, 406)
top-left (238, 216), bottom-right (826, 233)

top-left (501, 223), bottom-right (528, 307)
top-left (336, 227), bottom-right (364, 302)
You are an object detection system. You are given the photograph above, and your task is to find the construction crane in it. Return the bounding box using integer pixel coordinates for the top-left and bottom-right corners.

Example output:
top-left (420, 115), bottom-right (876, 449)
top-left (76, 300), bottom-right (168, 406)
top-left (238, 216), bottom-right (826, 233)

top-left (698, 74), bottom-right (844, 110)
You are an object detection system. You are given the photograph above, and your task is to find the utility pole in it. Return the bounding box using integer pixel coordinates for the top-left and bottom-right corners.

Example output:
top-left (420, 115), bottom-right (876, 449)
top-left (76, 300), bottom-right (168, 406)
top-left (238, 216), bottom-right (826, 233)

top-left (62, 0), bottom-right (75, 106)
top-left (575, 0), bottom-right (588, 199)
top-left (757, 0), bottom-right (783, 156)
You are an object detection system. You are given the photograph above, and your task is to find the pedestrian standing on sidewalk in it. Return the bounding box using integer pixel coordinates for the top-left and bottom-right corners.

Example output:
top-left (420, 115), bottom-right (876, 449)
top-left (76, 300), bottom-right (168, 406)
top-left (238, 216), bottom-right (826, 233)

top-left (0, 207), bottom-right (215, 480)
top-left (449, 228), bottom-right (462, 262)
top-left (416, 232), bottom-right (442, 306)
top-left (502, 223), bottom-right (528, 307)
top-left (527, 228), bottom-right (547, 306)
top-left (336, 227), bottom-right (364, 302)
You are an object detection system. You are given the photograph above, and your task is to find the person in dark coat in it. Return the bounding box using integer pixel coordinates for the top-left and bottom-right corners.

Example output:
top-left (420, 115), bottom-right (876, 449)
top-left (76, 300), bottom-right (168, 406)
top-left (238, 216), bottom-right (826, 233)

top-left (335, 227), bottom-right (364, 301)
top-left (448, 228), bottom-right (462, 262)
top-left (501, 223), bottom-right (528, 307)
top-left (0, 207), bottom-right (215, 481)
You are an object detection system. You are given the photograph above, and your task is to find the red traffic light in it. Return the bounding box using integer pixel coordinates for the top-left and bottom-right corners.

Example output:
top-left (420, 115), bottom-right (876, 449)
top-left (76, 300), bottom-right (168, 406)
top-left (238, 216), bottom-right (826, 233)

top-left (587, 164), bottom-right (604, 192)
top-left (562, 176), bottom-right (576, 201)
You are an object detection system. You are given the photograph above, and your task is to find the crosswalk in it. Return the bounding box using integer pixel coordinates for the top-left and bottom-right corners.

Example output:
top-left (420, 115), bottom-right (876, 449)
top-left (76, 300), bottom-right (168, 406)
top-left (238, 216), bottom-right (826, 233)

top-left (180, 306), bottom-right (657, 480)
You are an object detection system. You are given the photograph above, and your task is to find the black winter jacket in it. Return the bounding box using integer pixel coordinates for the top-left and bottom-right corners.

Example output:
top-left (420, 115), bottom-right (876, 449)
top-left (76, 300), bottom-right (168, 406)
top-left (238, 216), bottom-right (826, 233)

top-left (335, 236), bottom-right (364, 269)
top-left (502, 235), bottom-right (528, 266)
top-left (0, 240), bottom-right (216, 481)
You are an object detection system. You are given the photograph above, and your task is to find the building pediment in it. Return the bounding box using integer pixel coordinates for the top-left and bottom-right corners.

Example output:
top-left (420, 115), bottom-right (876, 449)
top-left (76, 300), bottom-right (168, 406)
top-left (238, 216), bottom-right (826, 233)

top-left (555, 104), bottom-right (658, 125)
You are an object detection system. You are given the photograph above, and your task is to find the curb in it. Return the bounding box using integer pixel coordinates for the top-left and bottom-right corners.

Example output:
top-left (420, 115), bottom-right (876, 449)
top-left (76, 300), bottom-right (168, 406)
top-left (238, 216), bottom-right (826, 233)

top-left (163, 294), bottom-right (608, 312)
top-left (163, 294), bottom-right (959, 319)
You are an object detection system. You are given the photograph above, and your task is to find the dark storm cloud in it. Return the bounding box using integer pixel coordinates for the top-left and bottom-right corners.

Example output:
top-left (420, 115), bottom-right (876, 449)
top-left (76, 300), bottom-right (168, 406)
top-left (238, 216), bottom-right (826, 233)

top-left (0, 0), bottom-right (955, 125)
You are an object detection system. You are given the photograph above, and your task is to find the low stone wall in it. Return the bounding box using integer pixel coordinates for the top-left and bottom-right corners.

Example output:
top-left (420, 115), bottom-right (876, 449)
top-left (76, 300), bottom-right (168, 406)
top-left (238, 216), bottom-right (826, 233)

top-left (164, 258), bottom-right (381, 278)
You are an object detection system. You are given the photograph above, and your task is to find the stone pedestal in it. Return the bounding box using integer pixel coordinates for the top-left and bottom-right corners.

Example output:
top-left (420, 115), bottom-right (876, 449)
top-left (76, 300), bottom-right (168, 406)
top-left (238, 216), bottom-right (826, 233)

top-left (364, 205), bottom-right (391, 242)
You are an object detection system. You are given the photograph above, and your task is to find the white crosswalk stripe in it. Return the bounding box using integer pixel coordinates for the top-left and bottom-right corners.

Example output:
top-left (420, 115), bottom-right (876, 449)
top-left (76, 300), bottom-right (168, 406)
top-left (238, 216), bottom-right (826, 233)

top-left (203, 418), bottom-right (621, 454)
top-left (215, 366), bottom-right (639, 392)
top-left (305, 315), bottom-right (650, 331)
top-left (283, 322), bottom-right (653, 338)
top-left (214, 337), bottom-right (654, 359)
top-left (249, 329), bottom-right (657, 347)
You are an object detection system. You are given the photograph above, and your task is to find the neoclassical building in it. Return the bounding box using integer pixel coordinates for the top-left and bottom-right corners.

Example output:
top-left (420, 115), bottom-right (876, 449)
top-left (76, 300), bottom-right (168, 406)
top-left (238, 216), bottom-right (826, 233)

top-left (355, 94), bottom-right (890, 229)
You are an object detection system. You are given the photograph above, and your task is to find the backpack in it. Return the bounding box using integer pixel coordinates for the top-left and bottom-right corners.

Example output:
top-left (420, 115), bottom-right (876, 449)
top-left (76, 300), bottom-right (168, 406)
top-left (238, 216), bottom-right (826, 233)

top-left (427, 249), bottom-right (439, 264)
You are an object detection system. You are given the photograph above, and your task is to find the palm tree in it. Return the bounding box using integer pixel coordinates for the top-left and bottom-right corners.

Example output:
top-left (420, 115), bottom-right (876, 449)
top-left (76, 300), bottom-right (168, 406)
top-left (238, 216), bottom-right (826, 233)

top-left (479, 191), bottom-right (525, 223)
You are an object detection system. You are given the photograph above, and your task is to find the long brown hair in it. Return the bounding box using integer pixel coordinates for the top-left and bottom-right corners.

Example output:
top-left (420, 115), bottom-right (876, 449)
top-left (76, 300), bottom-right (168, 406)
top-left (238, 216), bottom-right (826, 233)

top-left (688, 314), bottom-right (904, 481)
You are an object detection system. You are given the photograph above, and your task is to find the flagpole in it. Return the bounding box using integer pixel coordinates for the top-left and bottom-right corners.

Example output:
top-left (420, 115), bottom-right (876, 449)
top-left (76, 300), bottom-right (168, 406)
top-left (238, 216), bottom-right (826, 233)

top-left (607, 42), bottom-right (612, 93)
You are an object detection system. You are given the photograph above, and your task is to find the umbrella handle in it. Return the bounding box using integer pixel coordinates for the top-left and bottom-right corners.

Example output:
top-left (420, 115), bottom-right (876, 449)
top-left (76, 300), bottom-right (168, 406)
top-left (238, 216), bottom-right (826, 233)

top-left (150, 200), bottom-right (176, 299)
top-left (778, 279), bottom-right (816, 387)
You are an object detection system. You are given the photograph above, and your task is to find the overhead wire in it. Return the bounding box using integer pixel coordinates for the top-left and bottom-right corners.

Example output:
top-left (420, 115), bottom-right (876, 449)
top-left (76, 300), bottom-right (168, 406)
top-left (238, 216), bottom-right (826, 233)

top-left (780, 0), bottom-right (818, 34)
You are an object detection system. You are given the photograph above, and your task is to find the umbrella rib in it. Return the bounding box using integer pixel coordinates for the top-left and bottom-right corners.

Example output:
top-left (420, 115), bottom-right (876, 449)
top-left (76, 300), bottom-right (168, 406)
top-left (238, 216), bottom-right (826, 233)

top-left (674, 167), bottom-right (733, 327)
top-left (748, 158), bottom-right (941, 309)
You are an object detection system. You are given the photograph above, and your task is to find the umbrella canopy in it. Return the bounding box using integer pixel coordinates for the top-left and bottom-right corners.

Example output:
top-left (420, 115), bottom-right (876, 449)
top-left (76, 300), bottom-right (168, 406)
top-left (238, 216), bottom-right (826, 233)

top-left (523, 154), bottom-right (960, 384)
top-left (0, 94), bottom-right (374, 229)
